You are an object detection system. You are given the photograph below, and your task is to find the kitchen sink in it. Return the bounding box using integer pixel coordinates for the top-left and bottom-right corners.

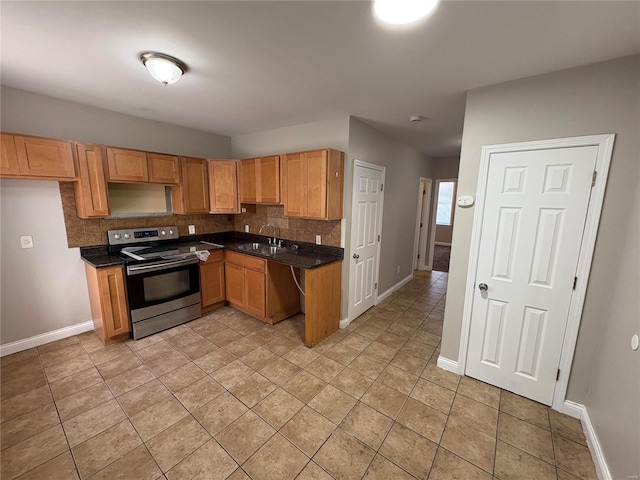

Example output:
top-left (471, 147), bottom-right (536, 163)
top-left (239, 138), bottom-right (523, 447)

top-left (236, 242), bottom-right (289, 256)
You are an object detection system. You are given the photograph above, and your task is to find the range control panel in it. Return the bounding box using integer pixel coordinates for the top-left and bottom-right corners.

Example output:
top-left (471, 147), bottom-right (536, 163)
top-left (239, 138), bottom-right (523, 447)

top-left (107, 226), bottom-right (179, 245)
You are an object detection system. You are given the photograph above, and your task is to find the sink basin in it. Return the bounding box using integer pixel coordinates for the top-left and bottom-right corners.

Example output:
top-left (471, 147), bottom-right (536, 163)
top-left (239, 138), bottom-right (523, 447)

top-left (236, 242), bottom-right (289, 256)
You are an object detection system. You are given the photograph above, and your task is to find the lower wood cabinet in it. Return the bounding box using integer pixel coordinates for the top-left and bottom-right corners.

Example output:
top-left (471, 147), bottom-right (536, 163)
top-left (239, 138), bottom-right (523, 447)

top-left (84, 264), bottom-right (131, 345)
top-left (200, 250), bottom-right (225, 311)
top-left (224, 250), bottom-right (300, 324)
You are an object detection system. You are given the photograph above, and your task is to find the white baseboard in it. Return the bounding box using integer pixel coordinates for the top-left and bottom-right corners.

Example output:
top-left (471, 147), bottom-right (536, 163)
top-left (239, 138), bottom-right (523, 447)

top-left (562, 401), bottom-right (611, 480)
top-left (0, 320), bottom-right (94, 357)
top-left (339, 317), bottom-right (350, 329)
top-left (434, 242), bottom-right (452, 247)
top-left (376, 274), bottom-right (414, 304)
top-left (437, 355), bottom-right (461, 374)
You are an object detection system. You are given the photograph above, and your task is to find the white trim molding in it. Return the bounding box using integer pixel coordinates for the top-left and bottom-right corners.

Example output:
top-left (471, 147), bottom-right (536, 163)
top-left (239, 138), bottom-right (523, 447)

top-left (376, 274), bottom-right (414, 304)
top-left (437, 356), bottom-right (461, 374)
top-left (456, 134), bottom-right (615, 412)
top-left (0, 320), bottom-right (94, 357)
top-left (562, 401), bottom-right (612, 480)
top-left (339, 317), bottom-right (350, 329)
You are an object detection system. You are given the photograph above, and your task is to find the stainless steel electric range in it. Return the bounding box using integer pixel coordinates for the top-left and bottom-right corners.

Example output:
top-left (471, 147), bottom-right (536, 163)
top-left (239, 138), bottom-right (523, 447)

top-left (108, 226), bottom-right (222, 340)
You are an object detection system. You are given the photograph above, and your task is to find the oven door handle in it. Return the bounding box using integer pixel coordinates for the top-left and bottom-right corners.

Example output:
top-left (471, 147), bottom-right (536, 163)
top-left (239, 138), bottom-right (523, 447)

top-left (127, 257), bottom-right (199, 275)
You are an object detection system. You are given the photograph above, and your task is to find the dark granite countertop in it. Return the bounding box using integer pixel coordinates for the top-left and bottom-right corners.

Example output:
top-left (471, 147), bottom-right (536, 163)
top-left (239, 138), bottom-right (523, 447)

top-left (80, 231), bottom-right (343, 270)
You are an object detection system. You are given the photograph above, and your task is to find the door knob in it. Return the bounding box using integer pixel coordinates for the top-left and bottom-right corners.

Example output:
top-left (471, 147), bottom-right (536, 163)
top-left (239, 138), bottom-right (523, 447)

top-left (478, 283), bottom-right (488, 291)
top-left (353, 253), bottom-right (360, 260)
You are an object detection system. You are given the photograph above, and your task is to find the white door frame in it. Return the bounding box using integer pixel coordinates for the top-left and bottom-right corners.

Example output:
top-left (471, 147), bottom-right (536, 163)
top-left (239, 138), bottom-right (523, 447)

top-left (429, 178), bottom-right (457, 267)
top-left (458, 134), bottom-right (615, 412)
top-left (348, 159), bottom-right (386, 322)
top-left (413, 177), bottom-right (432, 270)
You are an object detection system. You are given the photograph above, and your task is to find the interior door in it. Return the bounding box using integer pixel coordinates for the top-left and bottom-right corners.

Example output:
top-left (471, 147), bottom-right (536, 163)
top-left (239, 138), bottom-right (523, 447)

top-left (466, 145), bottom-right (597, 405)
top-left (348, 162), bottom-right (384, 321)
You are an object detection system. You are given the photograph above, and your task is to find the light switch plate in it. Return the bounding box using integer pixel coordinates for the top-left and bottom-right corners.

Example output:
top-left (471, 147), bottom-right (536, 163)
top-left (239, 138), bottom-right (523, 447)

top-left (245, 225), bottom-right (250, 233)
top-left (188, 225), bottom-right (196, 234)
top-left (315, 235), bottom-right (321, 245)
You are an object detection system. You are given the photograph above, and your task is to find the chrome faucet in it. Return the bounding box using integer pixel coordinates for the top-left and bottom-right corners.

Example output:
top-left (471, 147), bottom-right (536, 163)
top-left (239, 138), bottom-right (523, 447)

top-left (259, 224), bottom-right (278, 245)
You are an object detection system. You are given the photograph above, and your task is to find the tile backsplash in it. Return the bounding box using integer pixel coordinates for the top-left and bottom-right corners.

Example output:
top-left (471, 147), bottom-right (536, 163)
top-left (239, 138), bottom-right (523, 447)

top-left (59, 184), bottom-right (341, 248)
top-left (234, 205), bottom-right (341, 247)
top-left (59, 183), bottom-right (233, 248)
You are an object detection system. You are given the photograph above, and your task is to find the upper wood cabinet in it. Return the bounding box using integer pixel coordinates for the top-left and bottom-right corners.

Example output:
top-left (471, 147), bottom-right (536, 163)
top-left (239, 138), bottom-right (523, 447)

top-left (106, 148), bottom-right (148, 182)
top-left (282, 148), bottom-right (344, 220)
top-left (106, 148), bottom-right (179, 184)
top-left (209, 159), bottom-right (240, 213)
top-left (74, 143), bottom-right (109, 218)
top-left (1, 133), bottom-right (76, 179)
top-left (238, 155), bottom-right (280, 204)
top-left (147, 153), bottom-right (180, 184)
top-left (172, 156), bottom-right (210, 214)
top-left (1, 133), bottom-right (20, 176)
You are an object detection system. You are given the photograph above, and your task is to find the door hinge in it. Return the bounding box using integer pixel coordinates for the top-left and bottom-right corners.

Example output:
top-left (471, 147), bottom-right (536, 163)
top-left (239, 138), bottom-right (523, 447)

top-left (375, 282), bottom-right (378, 289)
top-left (423, 189), bottom-right (426, 195)
top-left (556, 369), bottom-right (561, 381)
top-left (381, 183), bottom-right (384, 191)
top-left (420, 222), bottom-right (423, 228)
top-left (377, 234), bottom-right (380, 242)
top-left (591, 171), bottom-right (597, 187)
top-left (417, 254), bottom-right (420, 259)
top-left (572, 277), bottom-right (577, 290)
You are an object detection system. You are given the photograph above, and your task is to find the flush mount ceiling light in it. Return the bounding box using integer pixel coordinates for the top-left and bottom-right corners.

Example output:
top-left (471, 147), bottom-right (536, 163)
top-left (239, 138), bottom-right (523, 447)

top-left (139, 52), bottom-right (187, 86)
top-left (373, 0), bottom-right (439, 25)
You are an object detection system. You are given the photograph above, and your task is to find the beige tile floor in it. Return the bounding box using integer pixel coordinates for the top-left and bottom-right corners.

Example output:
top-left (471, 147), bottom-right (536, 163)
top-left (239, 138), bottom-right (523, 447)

top-left (0, 270), bottom-right (598, 480)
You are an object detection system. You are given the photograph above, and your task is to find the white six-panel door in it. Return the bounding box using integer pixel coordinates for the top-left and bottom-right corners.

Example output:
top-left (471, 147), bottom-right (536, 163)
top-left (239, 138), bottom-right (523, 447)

top-left (466, 145), bottom-right (598, 405)
top-left (348, 162), bottom-right (384, 322)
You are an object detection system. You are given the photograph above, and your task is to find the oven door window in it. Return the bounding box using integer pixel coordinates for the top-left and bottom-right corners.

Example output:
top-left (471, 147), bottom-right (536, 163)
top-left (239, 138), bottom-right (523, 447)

top-left (126, 264), bottom-right (200, 311)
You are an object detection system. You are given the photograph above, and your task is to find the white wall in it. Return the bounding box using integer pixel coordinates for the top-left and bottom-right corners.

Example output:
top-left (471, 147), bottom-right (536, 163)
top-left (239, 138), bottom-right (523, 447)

top-left (441, 55), bottom-right (639, 479)
top-left (0, 87), bottom-right (231, 347)
top-left (231, 116), bottom-right (350, 158)
top-left (348, 118), bottom-right (434, 295)
top-left (0, 180), bottom-right (92, 343)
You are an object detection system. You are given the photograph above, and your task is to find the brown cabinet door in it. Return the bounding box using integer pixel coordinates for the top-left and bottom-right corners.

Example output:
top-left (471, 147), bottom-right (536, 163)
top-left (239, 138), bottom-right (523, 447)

top-left (97, 266), bottom-right (131, 339)
top-left (257, 156), bottom-right (280, 204)
top-left (245, 267), bottom-right (266, 318)
top-left (282, 152), bottom-right (304, 217)
top-left (225, 262), bottom-right (245, 307)
top-left (74, 143), bottom-right (109, 218)
top-left (0, 134), bottom-right (20, 176)
top-left (106, 148), bottom-right (148, 182)
top-left (239, 158), bottom-right (257, 203)
top-left (172, 157), bottom-right (210, 214)
top-left (304, 150), bottom-right (328, 218)
top-left (148, 153), bottom-right (180, 184)
top-left (201, 260), bottom-right (225, 307)
top-left (14, 135), bottom-right (76, 179)
top-left (209, 160), bottom-right (239, 213)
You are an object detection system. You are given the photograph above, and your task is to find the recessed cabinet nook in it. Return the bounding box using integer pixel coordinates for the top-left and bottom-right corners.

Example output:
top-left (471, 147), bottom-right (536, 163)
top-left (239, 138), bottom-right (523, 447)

top-left (2, 131), bottom-right (345, 347)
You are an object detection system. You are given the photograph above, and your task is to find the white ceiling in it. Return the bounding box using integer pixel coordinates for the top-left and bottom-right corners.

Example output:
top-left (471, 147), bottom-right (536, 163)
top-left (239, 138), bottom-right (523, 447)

top-left (2, 1), bottom-right (638, 158)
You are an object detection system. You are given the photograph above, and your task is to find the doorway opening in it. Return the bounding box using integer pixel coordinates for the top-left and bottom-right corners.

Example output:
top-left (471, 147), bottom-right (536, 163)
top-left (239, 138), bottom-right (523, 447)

top-left (413, 178), bottom-right (432, 271)
top-left (430, 178), bottom-right (457, 272)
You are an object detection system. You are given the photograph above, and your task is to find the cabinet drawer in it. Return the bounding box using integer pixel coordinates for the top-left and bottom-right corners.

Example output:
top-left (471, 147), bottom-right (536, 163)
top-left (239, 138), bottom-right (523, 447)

top-left (225, 250), bottom-right (265, 272)
top-left (201, 249), bottom-right (224, 263)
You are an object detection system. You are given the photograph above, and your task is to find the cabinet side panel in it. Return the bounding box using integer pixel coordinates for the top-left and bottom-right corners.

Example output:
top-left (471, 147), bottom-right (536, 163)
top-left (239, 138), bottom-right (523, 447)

top-left (326, 149), bottom-right (344, 220)
top-left (304, 261), bottom-right (342, 347)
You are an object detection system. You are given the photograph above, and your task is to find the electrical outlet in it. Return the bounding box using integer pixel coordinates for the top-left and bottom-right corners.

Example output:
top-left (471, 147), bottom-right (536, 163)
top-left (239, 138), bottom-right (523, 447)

top-left (315, 235), bottom-right (321, 245)
top-left (20, 235), bottom-right (34, 249)
top-left (245, 225), bottom-right (250, 233)
top-left (188, 225), bottom-right (196, 234)
top-left (397, 265), bottom-right (401, 274)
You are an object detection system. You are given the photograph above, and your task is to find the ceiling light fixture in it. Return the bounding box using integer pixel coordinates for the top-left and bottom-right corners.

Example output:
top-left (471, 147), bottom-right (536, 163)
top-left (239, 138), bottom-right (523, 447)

top-left (139, 52), bottom-right (187, 86)
top-left (373, 0), bottom-right (439, 25)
